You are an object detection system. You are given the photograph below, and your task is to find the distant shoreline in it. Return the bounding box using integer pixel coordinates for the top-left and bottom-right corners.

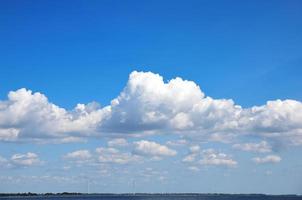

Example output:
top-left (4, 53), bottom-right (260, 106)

top-left (0, 193), bottom-right (301, 197)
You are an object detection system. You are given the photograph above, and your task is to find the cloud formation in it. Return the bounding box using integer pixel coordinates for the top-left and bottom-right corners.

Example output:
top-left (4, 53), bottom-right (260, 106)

top-left (63, 139), bottom-right (178, 167)
top-left (0, 71), bottom-right (301, 147)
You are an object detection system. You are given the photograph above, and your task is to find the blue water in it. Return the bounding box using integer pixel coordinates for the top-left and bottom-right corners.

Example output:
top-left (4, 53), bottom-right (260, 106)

top-left (0, 194), bottom-right (301, 200)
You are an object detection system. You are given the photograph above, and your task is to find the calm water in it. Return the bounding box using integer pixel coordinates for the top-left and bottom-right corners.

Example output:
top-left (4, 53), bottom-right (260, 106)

top-left (0, 194), bottom-right (301, 200)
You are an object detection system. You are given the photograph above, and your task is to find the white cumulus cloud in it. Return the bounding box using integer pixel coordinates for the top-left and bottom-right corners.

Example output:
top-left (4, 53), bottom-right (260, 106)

top-left (133, 140), bottom-right (177, 157)
top-left (0, 88), bottom-right (109, 142)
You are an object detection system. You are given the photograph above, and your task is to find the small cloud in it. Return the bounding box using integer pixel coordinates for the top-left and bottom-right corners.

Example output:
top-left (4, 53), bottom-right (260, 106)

top-left (182, 154), bottom-right (197, 163)
top-left (232, 141), bottom-right (272, 153)
top-left (64, 150), bottom-right (92, 161)
top-left (182, 147), bottom-right (237, 168)
top-left (188, 166), bottom-right (200, 172)
top-left (166, 139), bottom-right (188, 146)
top-left (96, 147), bottom-right (140, 164)
top-left (62, 166), bottom-right (71, 171)
top-left (63, 146), bottom-right (142, 166)
top-left (10, 152), bottom-right (43, 167)
top-left (252, 155), bottom-right (281, 164)
top-left (182, 145), bottom-right (201, 163)
top-left (189, 145), bottom-right (201, 153)
top-left (133, 140), bottom-right (177, 157)
top-left (0, 155), bottom-right (11, 168)
top-left (108, 138), bottom-right (129, 147)
top-left (158, 176), bottom-right (167, 182)
top-left (199, 149), bottom-right (237, 168)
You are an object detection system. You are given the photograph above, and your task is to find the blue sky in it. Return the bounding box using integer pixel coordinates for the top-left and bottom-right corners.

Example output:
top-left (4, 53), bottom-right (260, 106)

top-left (0, 0), bottom-right (302, 194)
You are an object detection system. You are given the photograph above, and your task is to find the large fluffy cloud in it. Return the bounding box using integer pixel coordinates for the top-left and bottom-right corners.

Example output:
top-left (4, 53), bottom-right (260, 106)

top-left (101, 71), bottom-right (242, 135)
top-left (0, 71), bottom-right (302, 145)
top-left (101, 71), bottom-right (302, 145)
top-left (0, 88), bottom-right (110, 142)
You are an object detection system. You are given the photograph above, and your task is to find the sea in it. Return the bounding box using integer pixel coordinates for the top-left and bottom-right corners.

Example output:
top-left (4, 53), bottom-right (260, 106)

top-left (0, 194), bottom-right (301, 200)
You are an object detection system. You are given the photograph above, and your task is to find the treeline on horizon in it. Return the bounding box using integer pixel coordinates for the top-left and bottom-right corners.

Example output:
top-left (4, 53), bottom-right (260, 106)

top-left (0, 192), bottom-right (300, 197)
top-left (0, 192), bottom-right (82, 197)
